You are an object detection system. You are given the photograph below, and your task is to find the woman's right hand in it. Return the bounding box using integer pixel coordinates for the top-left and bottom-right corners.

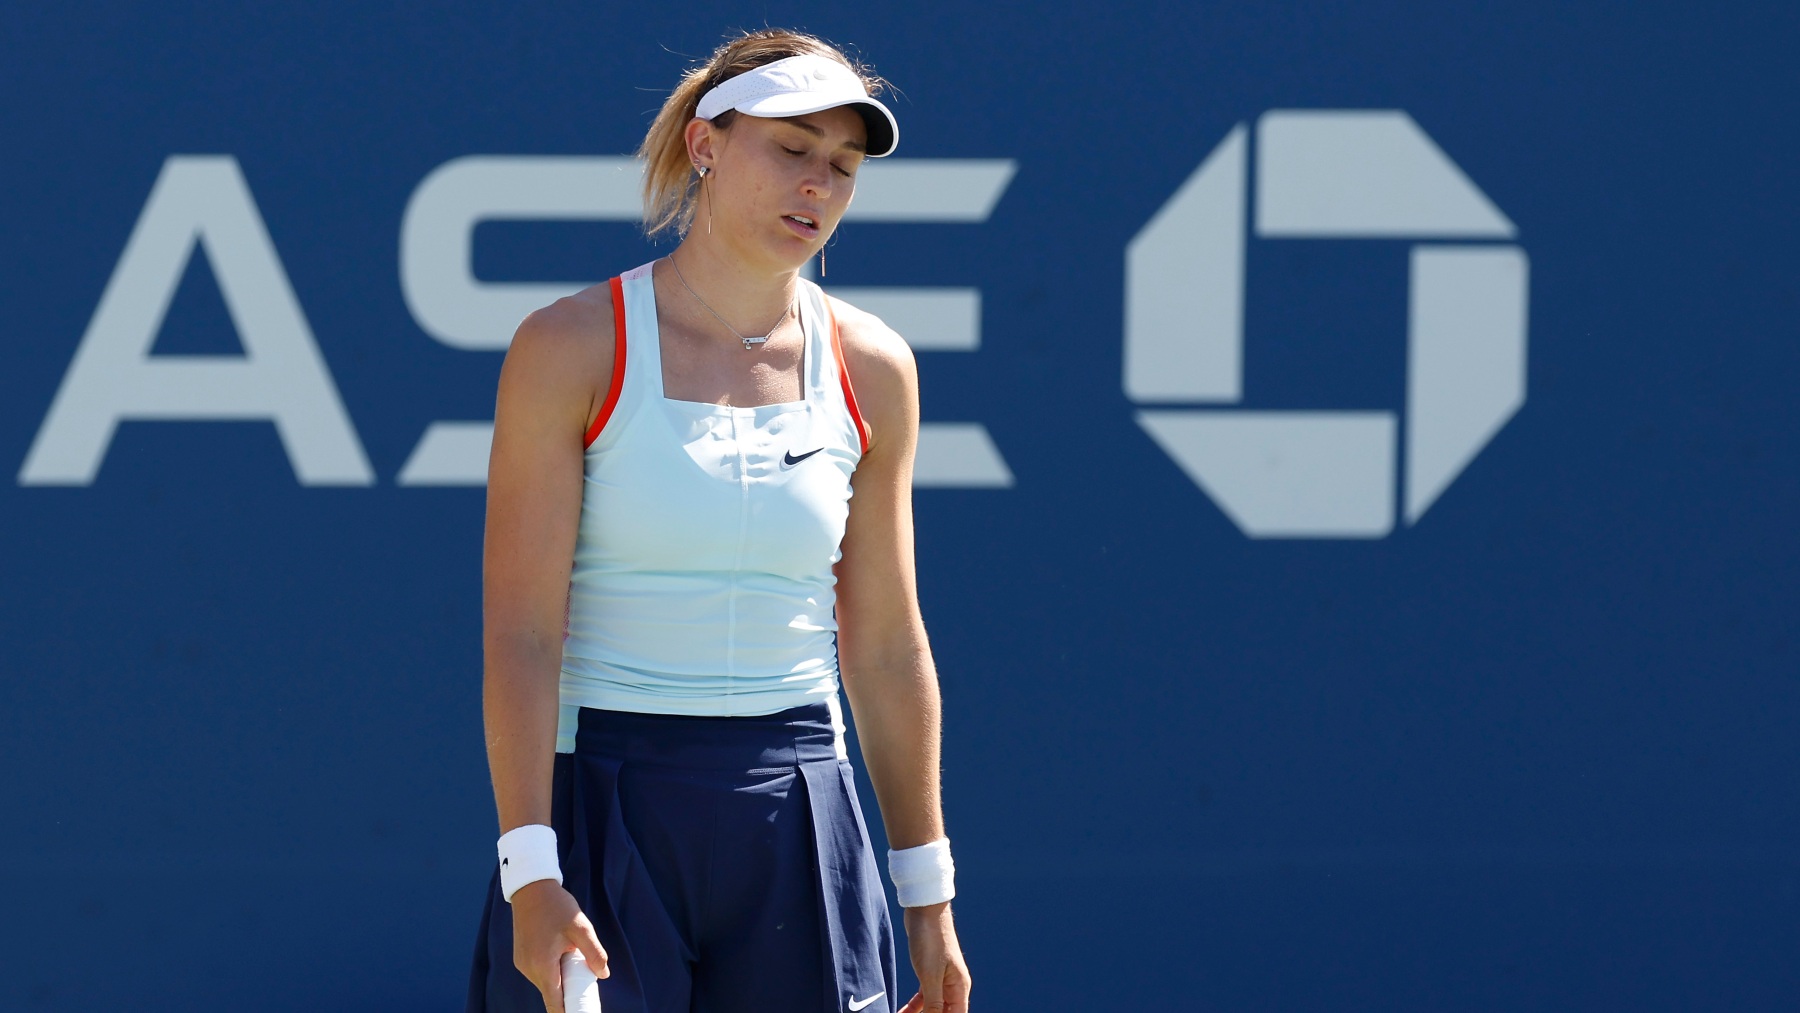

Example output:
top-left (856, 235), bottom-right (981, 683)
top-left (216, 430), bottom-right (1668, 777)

top-left (510, 880), bottom-right (610, 1013)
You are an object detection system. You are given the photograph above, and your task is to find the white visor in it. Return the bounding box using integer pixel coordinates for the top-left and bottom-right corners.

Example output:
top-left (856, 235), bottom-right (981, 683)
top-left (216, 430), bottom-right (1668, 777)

top-left (694, 55), bottom-right (898, 157)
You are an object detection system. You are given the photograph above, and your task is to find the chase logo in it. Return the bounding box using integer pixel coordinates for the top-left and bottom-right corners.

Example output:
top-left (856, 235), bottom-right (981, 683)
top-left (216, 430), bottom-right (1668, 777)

top-left (1125, 110), bottom-right (1529, 538)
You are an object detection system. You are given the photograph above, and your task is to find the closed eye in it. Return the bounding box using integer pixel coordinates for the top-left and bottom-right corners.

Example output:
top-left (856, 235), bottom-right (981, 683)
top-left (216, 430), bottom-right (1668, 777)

top-left (782, 143), bottom-right (854, 178)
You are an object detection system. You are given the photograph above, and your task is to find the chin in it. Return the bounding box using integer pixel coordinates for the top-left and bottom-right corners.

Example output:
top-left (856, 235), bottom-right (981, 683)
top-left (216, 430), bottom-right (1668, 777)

top-left (763, 238), bottom-right (819, 274)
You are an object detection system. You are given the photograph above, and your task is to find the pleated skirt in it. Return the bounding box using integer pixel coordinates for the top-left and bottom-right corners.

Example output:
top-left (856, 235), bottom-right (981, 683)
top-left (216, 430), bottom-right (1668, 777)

top-left (465, 702), bottom-right (897, 1013)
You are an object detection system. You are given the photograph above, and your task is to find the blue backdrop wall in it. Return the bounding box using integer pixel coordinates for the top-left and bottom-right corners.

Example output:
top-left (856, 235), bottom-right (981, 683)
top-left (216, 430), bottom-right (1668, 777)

top-left (3, 2), bottom-right (1797, 1010)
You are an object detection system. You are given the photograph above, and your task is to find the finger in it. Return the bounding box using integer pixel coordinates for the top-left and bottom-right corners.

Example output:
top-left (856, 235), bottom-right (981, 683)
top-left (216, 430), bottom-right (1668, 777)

top-left (896, 991), bottom-right (925, 1013)
top-left (922, 970), bottom-right (947, 1012)
top-left (539, 955), bottom-right (564, 1013)
top-left (948, 954), bottom-right (972, 1010)
top-left (573, 923), bottom-right (611, 979)
top-left (946, 969), bottom-right (971, 1013)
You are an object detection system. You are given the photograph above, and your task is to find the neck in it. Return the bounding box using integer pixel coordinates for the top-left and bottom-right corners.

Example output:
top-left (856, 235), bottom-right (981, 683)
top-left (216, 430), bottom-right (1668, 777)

top-left (667, 232), bottom-right (801, 340)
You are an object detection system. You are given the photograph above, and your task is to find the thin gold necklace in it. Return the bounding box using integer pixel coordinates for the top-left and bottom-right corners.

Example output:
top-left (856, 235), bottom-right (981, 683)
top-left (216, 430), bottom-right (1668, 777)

top-left (666, 254), bottom-right (793, 350)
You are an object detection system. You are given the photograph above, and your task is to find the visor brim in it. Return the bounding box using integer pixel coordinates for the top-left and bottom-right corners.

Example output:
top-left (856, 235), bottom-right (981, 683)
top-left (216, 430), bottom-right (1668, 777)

top-left (732, 93), bottom-right (899, 157)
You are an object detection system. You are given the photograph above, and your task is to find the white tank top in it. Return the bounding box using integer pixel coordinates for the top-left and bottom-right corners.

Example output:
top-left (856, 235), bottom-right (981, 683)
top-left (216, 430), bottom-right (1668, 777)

top-left (555, 261), bottom-right (869, 751)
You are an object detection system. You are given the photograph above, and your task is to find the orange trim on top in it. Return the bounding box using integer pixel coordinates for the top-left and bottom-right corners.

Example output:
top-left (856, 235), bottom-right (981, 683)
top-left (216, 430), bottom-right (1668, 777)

top-left (583, 276), bottom-right (628, 449)
top-left (823, 295), bottom-right (870, 455)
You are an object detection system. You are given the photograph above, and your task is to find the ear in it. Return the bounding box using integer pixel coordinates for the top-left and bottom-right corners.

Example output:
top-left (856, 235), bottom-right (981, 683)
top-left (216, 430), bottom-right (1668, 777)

top-left (685, 117), bottom-right (721, 174)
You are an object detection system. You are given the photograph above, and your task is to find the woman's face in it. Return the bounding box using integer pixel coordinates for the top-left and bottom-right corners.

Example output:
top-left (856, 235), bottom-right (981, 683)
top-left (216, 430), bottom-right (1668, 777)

top-left (696, 105), bottom-right (869, 271)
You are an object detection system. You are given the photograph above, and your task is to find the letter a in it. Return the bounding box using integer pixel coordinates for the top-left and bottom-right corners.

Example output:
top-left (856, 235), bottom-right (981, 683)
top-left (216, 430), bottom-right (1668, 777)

top-left (18, 156), bottom-right (373, 485)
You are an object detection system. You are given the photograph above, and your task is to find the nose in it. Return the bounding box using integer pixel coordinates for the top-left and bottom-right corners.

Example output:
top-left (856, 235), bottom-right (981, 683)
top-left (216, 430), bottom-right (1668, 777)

top-left (800, 155), bottom-right (833, 200)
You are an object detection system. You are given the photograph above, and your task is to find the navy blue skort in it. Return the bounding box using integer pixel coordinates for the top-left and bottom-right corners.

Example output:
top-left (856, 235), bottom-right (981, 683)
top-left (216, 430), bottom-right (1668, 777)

top-left (465, 702), bottom-right (897, 1013)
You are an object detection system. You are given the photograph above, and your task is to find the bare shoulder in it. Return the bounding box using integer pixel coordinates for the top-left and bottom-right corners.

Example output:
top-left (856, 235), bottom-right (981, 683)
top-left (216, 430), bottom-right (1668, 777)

top-left (508, 282), bottom-right (614, 374)
top-left (498, 283), bottom-right (616, 424)
top-left (826, 294), bottom-right (918, 445)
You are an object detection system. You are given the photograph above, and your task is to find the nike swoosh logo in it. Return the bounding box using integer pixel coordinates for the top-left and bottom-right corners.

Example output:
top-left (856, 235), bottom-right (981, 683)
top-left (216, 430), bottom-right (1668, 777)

top-left (784, 447), bottom-right (824, 466)
top-left (848, 994), bottom-right (883, 1012)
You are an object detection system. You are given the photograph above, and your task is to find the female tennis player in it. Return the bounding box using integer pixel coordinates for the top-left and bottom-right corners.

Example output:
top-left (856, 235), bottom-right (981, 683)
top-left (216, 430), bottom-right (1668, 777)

top-left (464, 29), bottom-right (971, 1013)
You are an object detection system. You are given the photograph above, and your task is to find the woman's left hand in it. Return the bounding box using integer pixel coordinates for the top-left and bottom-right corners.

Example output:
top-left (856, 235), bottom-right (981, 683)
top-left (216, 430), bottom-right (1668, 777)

top-left (898, 901), bottom-right (971, 1012)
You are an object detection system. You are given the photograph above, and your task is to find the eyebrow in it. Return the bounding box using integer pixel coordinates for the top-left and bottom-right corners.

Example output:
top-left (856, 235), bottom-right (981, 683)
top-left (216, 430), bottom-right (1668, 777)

top-left (782, 117), bottom-right (867, 154)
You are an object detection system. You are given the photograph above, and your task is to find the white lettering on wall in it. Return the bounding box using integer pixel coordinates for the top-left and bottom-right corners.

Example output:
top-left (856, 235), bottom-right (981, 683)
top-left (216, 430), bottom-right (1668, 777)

top-left (19, 156), bottom-right (372, 486)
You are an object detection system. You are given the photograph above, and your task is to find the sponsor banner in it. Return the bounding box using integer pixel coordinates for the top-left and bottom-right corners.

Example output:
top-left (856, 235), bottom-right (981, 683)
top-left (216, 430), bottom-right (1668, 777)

top-left (2, 4), bottom-right (1797, 1010)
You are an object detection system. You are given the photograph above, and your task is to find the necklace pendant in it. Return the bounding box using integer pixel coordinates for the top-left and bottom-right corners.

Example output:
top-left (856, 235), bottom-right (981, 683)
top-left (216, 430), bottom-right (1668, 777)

top-left (742, 334), bottom-right (769, 350)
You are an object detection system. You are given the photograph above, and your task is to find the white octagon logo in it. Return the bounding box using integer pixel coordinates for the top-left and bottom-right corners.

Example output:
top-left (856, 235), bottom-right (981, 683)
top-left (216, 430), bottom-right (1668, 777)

top-left (1125, 110), bottom-right (1529, 538)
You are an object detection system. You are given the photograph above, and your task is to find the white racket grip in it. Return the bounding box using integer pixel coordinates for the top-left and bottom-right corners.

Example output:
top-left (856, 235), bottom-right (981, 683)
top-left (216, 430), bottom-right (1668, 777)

top-left (561, 950), bottom-right (602, 1013)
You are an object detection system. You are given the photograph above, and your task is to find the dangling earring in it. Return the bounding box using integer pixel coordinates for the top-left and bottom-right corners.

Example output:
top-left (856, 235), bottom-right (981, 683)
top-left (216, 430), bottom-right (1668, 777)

top-left (695, 165), bottom-right (712, 234)
top-left (819, 249), bottom-right (826, 277)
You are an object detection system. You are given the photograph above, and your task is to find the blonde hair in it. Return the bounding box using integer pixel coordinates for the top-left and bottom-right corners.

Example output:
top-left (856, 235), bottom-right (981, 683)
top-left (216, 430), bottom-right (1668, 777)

top-left (638, 29), bottom-right (887, 239)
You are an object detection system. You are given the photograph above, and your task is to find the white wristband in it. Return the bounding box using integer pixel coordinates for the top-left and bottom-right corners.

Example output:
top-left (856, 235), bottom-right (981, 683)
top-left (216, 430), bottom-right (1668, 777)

top-left (887, 837), bottom-right (955, 907)
top-left (497, 824), bottom-right (563, 902)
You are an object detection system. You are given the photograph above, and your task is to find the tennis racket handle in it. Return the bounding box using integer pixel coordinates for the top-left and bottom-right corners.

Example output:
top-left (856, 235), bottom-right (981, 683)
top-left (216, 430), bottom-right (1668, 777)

top-left (561, 950), bottom-right (602, 1013)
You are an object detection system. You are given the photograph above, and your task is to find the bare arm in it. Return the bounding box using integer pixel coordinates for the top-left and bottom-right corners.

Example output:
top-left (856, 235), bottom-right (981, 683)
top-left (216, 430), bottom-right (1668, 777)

top-left (483, 295), bottom-right (604, 832)
top-left (830, 298), bottom-right (972, 1013)
top-left (482, 288), bottom-right (614, 1011)
top-left (832, 312), bottom-right (943, 850)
